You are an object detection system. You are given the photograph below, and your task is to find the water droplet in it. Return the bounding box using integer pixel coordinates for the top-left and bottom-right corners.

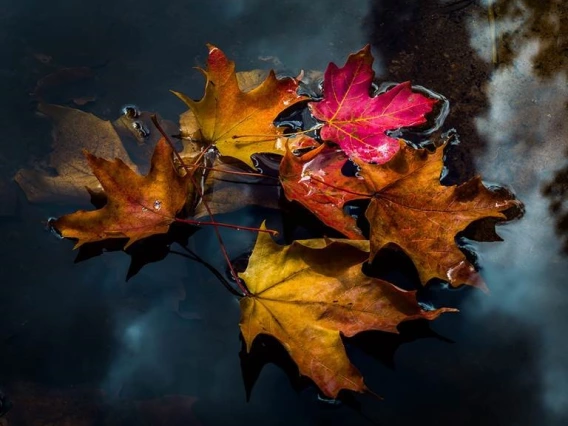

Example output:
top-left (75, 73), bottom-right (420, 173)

top-left (132, 121), bottom-right (150, 138)
top-left (121, 104), bottom-right (140, 118)
top-left (153, 200), bottom-right (162, 210)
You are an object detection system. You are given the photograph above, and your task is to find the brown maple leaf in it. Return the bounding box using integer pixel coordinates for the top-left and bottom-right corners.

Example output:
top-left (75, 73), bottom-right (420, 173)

top-left (239, 226), bottom-right (456, 398)
top-left (357, 140), bottom-right (521, 289)
top-left (172, 44), bottom-right (307, 169)
top-left (52, 137), bottom-right (194, 248)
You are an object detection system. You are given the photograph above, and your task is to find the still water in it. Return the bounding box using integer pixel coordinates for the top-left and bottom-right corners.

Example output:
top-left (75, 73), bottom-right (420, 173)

top-left (0, 0), bottom-right (567, 425)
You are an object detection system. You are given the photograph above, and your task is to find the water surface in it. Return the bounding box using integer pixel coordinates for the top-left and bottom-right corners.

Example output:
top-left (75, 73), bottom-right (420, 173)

top-left (1, 1), bottom-right (567, 425)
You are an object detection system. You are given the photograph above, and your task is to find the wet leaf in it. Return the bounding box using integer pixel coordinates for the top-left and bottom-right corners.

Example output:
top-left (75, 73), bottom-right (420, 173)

top-left (239, 226), bottom-right (455, 397)
top-left (172, 45), bottom-right (307, 169)
top-left (280, 141), bottom-right (370, 239)
top-left (15, 103), bottom-right (137, 203)
top-left (52, 137), bottom-right (194, 249)
top-left (309, 45), bottom-right (437, 164)
top-left (14, 104), bottom-right (177, 204)
top-left (357, 140), bottom-right (521, 289)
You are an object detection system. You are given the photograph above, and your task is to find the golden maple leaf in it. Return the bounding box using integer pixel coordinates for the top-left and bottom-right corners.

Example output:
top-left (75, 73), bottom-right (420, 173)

top-left (239, 226), bottom-right (455, 398)
top-left (172, 45), bottom-right (307, 169)
top-left (52, 138), bottom-right (194, 248)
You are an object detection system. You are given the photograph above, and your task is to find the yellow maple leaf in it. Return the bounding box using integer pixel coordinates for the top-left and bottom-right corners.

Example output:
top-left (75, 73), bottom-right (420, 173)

top-left (239, 225), bottom-right (456, 397)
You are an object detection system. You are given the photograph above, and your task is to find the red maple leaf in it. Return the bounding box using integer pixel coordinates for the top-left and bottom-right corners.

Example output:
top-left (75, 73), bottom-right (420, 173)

top-left (309, 45), bottom-right (437, 164)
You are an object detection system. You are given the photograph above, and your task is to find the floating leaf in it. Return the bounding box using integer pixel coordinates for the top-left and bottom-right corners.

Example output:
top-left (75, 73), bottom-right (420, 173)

top-left (309, 45), bottom-right (437, 164)
top-left (239, 226), bottom-right (455, 397)
top-left (173, 45), bottom-right (307, 169)
top-left (357, 140), bottom-right (521, 289)
top-left (52, 138), bottom-right (194, 249)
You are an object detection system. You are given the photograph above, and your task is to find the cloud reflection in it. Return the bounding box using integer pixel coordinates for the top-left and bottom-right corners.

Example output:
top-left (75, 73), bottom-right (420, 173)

top-left (467, 1), bottom-right (568, 422)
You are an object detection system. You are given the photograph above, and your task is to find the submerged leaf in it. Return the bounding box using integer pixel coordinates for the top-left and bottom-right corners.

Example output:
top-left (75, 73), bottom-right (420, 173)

top-left (14, 104), bottom-right (177, 203)
top-left (52, 138), bottom-right (194, 248)
top-left (239, 226), bottom-right (455, 397)
top-left (309, 45), bottom-right (437, 164)
top-left (15, 104), bottom-right (137, 203)
top-left (173, 45), bottom-right (307, 169)
top-left (193, 157), bottom-right (280, 219)
top-left (358, 140), bottom-right (521, 289)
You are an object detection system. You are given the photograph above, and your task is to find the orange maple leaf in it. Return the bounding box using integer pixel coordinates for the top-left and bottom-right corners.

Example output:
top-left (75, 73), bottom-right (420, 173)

top-left (52, 138), bottom-right (194, 248)
top-left (172, 44), bottom-right (307, 169)
top-left (239, 225), bottom-right (456, 398)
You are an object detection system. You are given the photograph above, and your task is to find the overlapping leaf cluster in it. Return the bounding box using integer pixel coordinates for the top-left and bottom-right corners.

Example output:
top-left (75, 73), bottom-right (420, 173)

top-left (16, 45), bottom-right (521, 399)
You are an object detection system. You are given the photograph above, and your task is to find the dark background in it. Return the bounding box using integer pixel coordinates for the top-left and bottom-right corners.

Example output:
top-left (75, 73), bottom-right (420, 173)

top-left (1, 1), bottom-right (567, 425)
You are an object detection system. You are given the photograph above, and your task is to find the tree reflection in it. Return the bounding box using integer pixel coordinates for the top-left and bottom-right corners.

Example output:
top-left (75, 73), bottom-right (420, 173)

top-left (367, 0), bottom-right (491, 183)
top-left (491, 0), bottom-right (567, 78)
top-left (543, 162), bottom-right (568, 254)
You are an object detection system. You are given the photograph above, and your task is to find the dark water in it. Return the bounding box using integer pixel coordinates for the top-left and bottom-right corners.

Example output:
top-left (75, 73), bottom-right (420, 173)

top-left (1, 0), bottom-right (567, 425)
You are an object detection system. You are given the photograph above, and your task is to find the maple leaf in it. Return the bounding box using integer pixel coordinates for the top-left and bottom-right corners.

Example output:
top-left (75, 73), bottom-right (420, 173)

top-left (14, 104), bottom-right (177, 204)
top-left (309, 45), bottom-right (437, 164)
top-left (357, 140), bottom-right (521, 289)
top-left (15, 103), bottom-right (137, 203)
top-left (279, 140), bottom-right (370, 239)
top-left (172, 44), bottom-right (307, 169)
top-left (239, 226), bottom-right (456, 398)
top-left (51, 137), bottom-right (194, 249)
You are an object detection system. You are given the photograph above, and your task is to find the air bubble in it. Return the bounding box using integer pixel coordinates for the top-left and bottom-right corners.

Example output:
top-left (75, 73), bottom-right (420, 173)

top-left (121, 104), bottom-right (140, 118)
top-left (132, 121), bottom-right (150, 138)
top-left (153, 200), bottom-right (162, 210)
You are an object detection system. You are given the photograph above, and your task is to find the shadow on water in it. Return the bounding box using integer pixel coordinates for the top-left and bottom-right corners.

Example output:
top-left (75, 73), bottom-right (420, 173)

top-left (0, 0), bottom-right (567, 425)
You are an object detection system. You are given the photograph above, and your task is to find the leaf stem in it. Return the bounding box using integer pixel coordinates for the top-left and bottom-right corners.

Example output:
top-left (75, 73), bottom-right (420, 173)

top-left (174, 218), bottom-right (278, 235)
top-left (192, 165), bottom-right (279, 180)
top-left (151, 115), bottom-right (251, 297)
top-left (231, 125), bottom-right (323, 140)
top-left (170, 245), bottom-right (243, 297)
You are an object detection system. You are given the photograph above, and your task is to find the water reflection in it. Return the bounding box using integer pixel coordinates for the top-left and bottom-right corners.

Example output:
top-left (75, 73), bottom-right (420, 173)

top-left (487, 0), bottom-right (566, 78)
top-left (465, 1), bottom-right (568, 423)
top-left (369, 0), bottom-right (491, 183)
top-left (1, 0), bottom-right (567, 424)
